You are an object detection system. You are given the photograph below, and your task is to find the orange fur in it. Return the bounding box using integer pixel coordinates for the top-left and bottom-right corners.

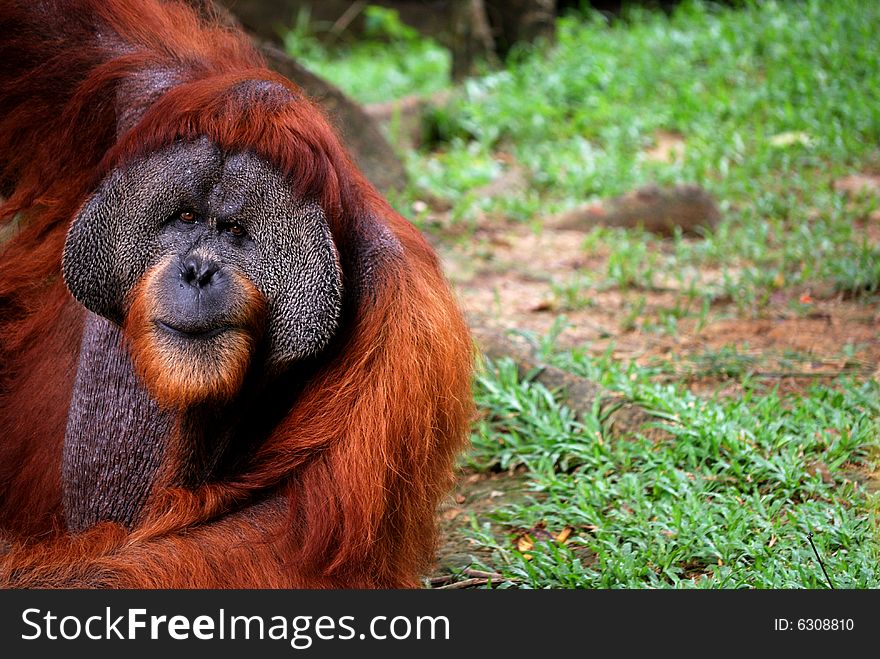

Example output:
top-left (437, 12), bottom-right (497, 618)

top-left (0, 0), bottom-right (474, 588)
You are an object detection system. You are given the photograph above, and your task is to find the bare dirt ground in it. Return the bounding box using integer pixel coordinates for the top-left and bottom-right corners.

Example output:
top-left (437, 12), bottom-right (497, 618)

top-left (440, 224), bottom-right (879, 374)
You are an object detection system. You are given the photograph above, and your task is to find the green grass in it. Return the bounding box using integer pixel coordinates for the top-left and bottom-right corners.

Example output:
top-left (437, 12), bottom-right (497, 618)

top-left (427, 6), bottom-right (879, 588)
top-left (283, 6), bottom-right (450, 104)
top-left (409, 0), bottom-right (880, 308)
top-left (469, 356), bottom-right (879, 588)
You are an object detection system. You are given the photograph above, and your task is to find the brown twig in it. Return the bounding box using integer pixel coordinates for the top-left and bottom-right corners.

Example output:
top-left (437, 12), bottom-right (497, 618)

top-left (462, 568), bottom-right (504, 580)
top-left (426, 568), bottom-right (506, 587)
top-left (330, 1), bottom-right (366, 37)
top-left (435, 577), bottom-right (491, 589)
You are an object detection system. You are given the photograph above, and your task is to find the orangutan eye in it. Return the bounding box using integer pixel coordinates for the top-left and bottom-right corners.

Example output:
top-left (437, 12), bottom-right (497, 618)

top-left (224, 222), bottom-right (246, 238)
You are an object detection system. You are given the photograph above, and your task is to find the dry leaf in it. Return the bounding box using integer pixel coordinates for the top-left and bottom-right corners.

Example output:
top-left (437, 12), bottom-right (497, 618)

top-left (515, 534), bottom-right (534, 552)
top-left (768, 535), bottom-right (777, 548)
top-left (442, 507), bottom-right (464, 521)
top-left (555, 527), bottom-right (573, 544)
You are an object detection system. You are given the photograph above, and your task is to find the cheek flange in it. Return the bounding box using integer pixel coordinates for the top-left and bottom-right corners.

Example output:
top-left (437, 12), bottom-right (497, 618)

top-left (62, 138), bottom-right (345, 374)
top-left (62, 138), bottom-right (222, 323)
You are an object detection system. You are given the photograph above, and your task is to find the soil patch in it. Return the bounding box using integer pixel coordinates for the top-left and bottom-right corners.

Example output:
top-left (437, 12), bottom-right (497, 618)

top-left (430, 469), bottom-right (533, 580)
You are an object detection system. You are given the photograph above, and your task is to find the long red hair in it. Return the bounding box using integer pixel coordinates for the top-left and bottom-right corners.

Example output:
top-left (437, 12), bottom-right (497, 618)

top-left (0, 0), bottom-right (473, 587)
